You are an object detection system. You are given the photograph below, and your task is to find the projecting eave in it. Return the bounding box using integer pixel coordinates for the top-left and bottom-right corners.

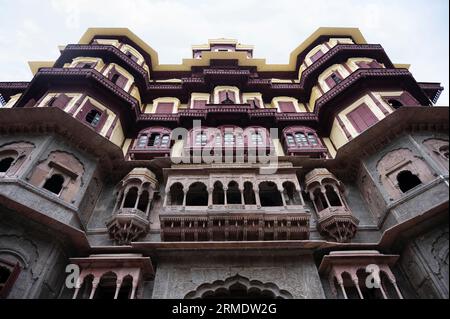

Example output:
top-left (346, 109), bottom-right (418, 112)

top-left (28, 27), bottom-right (405, 75)
top-left (336, 107), bottom-right (449, 158)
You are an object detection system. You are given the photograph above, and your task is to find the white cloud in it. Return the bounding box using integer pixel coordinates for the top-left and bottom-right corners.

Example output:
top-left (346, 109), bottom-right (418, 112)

top-left (0, 0), bottom-right (448, 105)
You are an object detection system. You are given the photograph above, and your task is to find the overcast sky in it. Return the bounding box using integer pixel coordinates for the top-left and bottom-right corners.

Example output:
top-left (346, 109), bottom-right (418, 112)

top-left (0, 0), bottom-right (448, 105)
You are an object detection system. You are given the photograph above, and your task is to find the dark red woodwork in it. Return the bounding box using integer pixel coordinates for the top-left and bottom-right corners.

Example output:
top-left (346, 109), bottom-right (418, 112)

top-left (129, 126), bottom-right (172, 159)
top-left (278, 101), bottom-right (296, 113)
top-left (49, 94), bottom-right (72, 110)
top-left (282, 126), bottom-right (327, 158)
top-left (76, 99), bottom-right (108, 132)
top-left (346, 103), bottom-right (379, 133)
top-left (310, 50), bottom-right (324, 63)
top-left (155, 102), bottom-right (174, 114)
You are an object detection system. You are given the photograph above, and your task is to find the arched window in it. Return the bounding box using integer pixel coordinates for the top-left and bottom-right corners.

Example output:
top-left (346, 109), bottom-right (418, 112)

top-left (0, 261), bottom-right (21, 299)
top-left (85, 110), bottom-right (102, 127)
top-left (227, 181), bottom-right (241, 204)
top-left (169, 183), bottom-right (184, 206)
top-left (259, 182), bottom-right (283, 207)
top-left (244, 182), bottom-right (256, 205)
top-left (94, 272), bottom-right (117, 299)
top-left (224, 133), bottom-right (235, 146)
top-left (123, 187), bottom-right (139, 208)
top-left (213, 181), bottom-right (225, 205)
top-left (295, 133), bottom-right (308, 145)
top-left (283, 127), bottom-right (325, 157)
top-left (397, 170), bottom-right (422, 193)
top-left (388, 99), bottom-right (403, 109)
top-left (0, 266), bottom-right (11, 291)
top-left (0, 157), bottom-right (14, 173)
top-left (137, 135), bottom-right (148, 148)
top-left (195, 132), bottom-right (208, 146)
top-left (75, 275), bottom-right (94, 300)
top-left (118, 275), bottom-right (134, 299)
top-left (313, 188), bottom-right (328, 211)
top-left (149, 133), bottom-right (161, 147)
top-left (308, 134), bottom-right (318, 146)
top-left (43, 174), bottom-right (65, 195)
top-left (283, 181), bottom-right (301, 205)
top-left (286, 134), bottom-right (295, 145)
top-left (137, 190), bottom-right (150, 212)
top-left (186, 182), bottom-right (208, 206)
top-left (325, 185), bottom-right (343, 206)
top-left (161, 135), bottom-right (171, 147)
top-left (133, 128), bottom-right (172, 150)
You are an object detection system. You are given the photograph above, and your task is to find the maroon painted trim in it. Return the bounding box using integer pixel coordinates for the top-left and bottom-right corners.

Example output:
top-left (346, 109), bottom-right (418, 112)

top-left (106, 115), bottom-right (119, 139)
top-left (346, 103), bottom-right (378, 133)
top-left (155, 102), bottom-right (174, 114)
top-left (336, 115), bottom-right (352, 140)
top-left (343, 62), bottom-right (353, 75)
top-left (368, 92), bottom-right (389, 115)
top-left (69, 94), bottom-right (87, 115)
top-left (282, 126), bottom-right (327, 157)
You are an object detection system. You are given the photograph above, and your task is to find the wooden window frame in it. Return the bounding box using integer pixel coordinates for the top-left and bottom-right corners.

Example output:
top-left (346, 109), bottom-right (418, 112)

top-left (346, 103), bottom-right (379, 134)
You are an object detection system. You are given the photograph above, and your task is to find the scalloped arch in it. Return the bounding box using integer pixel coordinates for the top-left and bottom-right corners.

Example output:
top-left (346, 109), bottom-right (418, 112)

top-left (184, 274), bottom-right (293, 299)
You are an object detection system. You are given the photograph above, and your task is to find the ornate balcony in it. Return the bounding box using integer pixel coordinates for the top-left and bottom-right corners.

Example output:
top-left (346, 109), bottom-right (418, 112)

top-left (106, 208), bottom-right (150, 246)
top-left (305, 168), bottom-right (359, 242)
top-left (161, 172), bottom-right (310, 242)
top-left (106, 168), bottom-right (158, 245)
top-left (160, 212), bottom-right (310, 242)
top-left (319, 251), bottom-right (403, 299)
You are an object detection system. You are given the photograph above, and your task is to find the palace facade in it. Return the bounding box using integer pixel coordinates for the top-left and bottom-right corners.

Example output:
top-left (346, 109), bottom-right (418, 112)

top-left (0, 27), bottom-right (448, 299)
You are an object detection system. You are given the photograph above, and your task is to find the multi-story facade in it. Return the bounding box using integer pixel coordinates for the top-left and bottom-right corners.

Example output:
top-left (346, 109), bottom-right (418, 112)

top-left (0, 27), bottom-right (447, 299)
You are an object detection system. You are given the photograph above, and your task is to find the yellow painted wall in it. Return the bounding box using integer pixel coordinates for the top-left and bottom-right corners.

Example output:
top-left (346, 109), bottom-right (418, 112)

top-left (322, 137), bottom-right (337, 158)
top-left (3, 94), bottom-right (22, 108)
top-left (330, 117), bottom-right (349, 150)
top-left (122, 138), bottom-right (132, 157)
top-left (299, 37), bottom-right (355, 79)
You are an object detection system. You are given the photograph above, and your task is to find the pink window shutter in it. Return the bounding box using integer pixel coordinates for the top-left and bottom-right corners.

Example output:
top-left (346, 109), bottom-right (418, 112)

top-left (325, 76), bottom-right (337, 89)
top-left (192, 100), bottom-right (207, 109)
top-left (279, 102), bottom-right (296, 113)
top-left (219, 91), bottom-right (228, 103)
top-left (310, 50), bottom-right (324, 63)
top-left (156, 103), bottom-right (174, 114)
top-left (347, 104), bottom-right (378, 133)
top-left (53, 94), bottom-right (71, 110)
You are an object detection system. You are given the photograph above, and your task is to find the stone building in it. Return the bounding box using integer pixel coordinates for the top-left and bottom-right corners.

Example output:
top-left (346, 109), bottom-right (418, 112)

top-left (0, 27), bottom-right (448, 299)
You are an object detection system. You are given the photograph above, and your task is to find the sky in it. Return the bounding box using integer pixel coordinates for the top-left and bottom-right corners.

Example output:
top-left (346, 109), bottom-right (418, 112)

top-left (0, 0), bottom-right (448, 105)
